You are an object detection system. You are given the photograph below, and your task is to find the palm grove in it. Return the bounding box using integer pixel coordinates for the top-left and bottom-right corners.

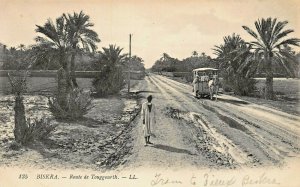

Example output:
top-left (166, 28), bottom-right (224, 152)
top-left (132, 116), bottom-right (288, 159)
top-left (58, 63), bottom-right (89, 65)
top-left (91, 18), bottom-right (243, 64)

top-left (2, 11), bottom-right (145, 145)
top-left (151, 18), bottom-right (300, 99)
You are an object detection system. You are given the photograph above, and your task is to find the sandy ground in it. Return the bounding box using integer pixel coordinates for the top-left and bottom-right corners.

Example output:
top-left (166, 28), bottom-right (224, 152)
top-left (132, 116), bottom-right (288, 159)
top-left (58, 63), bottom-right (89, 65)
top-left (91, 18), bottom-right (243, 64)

top-left (120, 74), bottom-right (300, 171)
top-left (0, 75), bottom-right (299, 172)
top-left (0, 93), bottom-right (139, 170)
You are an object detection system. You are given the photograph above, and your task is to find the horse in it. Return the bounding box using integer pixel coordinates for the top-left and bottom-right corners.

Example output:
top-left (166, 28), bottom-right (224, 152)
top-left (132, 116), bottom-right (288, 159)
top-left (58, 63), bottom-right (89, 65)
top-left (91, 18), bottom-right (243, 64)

top-left (208, 78), bottom-right (219, 100)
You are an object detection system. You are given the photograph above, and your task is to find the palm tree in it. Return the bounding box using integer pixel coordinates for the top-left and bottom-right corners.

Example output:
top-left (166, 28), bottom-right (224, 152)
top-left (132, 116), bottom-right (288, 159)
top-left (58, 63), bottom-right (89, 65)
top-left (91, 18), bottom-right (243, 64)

top-left (92, 45), bottom-right (126, 96)
top-left (64, 11), bottom-right (100, 87)
top-left (213, 33), bottom-right (257, 95)
top-left (100, 44), bottom-right (126, 65)
top-left (34, 15), bottom-right (72, 107)
top-left (214, 34), bottom-right (243, 56)
top-left (17, 44), bottom-right (26, 51)
top-left (9, 47), bottom-right (17, 54)
top-left (192, 51), bottom-right (198, 57)
top-left (124, 55), bottom-right (145, 71)
top-left (3, 44), bottom-right (7, 53)
top-left (159, 53), bottom-right (177, 71)
top-left (243, 18), bottom-right (300, 99)
top-left (213, 34), bottom-right (246, 69)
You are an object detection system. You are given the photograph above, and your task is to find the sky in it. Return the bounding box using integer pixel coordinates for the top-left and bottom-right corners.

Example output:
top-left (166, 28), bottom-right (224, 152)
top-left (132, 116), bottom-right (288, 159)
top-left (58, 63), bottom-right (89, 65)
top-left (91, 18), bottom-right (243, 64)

top-left (0, 0), bottom-right (299, 68)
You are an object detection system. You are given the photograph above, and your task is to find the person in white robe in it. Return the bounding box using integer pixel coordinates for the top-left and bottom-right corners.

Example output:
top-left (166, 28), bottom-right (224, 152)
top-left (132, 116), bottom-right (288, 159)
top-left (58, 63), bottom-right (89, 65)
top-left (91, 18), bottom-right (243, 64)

top-left (192, 75), bottom-right (200, 97)
top-left (141, 95), bottom-right (156, 146)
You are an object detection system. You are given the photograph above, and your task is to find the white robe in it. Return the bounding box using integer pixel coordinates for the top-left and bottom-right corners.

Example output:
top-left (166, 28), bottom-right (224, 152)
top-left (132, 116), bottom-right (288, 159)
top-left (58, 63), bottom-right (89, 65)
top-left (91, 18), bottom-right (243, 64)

top-left (141, 102), bottom-right (156, 137)
top-left (193, 78), bottom-right (200, 95)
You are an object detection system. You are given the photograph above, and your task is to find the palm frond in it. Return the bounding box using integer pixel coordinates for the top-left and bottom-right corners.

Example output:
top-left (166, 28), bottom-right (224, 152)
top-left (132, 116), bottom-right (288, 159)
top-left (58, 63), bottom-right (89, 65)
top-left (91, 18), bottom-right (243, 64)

top-left (249, 41), bottom-right (265, 49)
top-left (64, 11), bottom-right (100, 53)
top-left (242, 26), bottom-right (258, 40)
top-left (274, 53), bottom-right (295, 77)
top-left (274, 38), bottom-right (300, 48)
top-left (272, 20), bottom-right (289, 39)
top-left (271, 29), bottom-right (294, 47)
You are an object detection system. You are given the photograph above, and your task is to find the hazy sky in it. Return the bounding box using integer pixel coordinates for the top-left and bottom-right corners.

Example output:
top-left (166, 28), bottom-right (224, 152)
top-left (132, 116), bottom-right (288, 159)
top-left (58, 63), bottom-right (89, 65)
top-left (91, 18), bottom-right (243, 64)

top-left (0, 0), bottom-right (299, 68)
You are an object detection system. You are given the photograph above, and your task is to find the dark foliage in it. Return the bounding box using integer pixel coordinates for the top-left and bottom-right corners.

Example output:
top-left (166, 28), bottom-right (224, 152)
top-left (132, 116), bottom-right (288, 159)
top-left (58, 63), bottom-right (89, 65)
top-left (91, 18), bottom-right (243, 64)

top-left (214, 33), bottom-right (257, 95)
top-left (48, 88), bottom-right (93, 120)
top-left (8, 71), bottom-right (56, 145)
top-left (18, 118), bottom-right (57, 145)
top-left (151, 52), bottom-right (214, 73)
top-left (92, 45), bottom-right (126, 96)
top-left (92, 65), bottom-right (125, 96)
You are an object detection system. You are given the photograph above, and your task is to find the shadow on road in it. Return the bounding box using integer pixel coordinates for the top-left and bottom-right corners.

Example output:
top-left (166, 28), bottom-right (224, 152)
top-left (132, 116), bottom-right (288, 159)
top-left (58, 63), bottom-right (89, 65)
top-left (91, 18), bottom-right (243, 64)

top-left (152, 144), bottom-right (195, 155)
top-left (217, 97), bottom-right (249, 105)
top-left (133, 90), bottom-right (157, 94)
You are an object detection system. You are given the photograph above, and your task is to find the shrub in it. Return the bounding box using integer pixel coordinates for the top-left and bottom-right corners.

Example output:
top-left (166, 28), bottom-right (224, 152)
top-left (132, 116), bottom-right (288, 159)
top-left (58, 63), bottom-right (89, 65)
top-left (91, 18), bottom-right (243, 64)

top-left (48, 88), bottom-right (93, 120)
top-left (92, 66), bottom-right (125, 97)
top-left (223, 75), bottom-right (257, 96)
top-left (184, 74), bottom-right (193, 83)
top-left (9, 141), bottom-right (22, 150)
top-left (233, 77), bottom-right (257, 96)
top-left (19, 118), bottom-right (57, 145)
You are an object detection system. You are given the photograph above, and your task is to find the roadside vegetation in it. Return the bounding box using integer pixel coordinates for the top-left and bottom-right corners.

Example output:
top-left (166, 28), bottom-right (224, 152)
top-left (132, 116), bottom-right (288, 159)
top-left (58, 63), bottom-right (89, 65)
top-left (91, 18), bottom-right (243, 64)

top-left (31, 11), bottom-right (100, 120)
top-left (0, 12), bottom-right (299, 170)
top-left (6, 70), bottom-right (57, 147)
top-left (92, 45), bottom-right (126, 97)
top-left (151, 17), bottom-right (300, 100)
top-left (213, 33), bottom-right (257, 96)
top-left (0, 11), bottom-right (145, 160)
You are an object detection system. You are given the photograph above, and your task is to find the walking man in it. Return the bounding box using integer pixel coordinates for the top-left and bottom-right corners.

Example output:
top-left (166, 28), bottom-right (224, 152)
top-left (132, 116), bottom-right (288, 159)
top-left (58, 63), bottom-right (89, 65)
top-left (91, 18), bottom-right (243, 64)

top-left (193, 75), bottom-right (200, 98)
top-left (141, 95), bottom-right (156, 146)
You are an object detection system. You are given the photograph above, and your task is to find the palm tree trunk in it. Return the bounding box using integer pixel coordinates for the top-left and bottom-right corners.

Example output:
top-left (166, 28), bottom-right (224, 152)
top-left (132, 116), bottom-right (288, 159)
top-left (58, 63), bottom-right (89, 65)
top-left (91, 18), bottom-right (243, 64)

top-left (70, 52), bottom-right (78, 87)
top-left (70, 45), bottom-right (78, 87)
top-left (265, 55), bottom-right (274, 99)
top-left (57, 68), bottom-right (67, 107)
top-left (57, 51), bottom-right (73, 109)
top-left (14, 94), bottom-right (27, 144)
top-left (265, 74), bottom-right (274, 99)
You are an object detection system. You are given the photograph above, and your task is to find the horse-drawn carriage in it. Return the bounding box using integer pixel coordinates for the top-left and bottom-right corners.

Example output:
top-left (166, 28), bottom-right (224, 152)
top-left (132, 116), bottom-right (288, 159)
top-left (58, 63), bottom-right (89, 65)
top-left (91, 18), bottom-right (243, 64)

top-left (192, 68), bottom-right (219, 100)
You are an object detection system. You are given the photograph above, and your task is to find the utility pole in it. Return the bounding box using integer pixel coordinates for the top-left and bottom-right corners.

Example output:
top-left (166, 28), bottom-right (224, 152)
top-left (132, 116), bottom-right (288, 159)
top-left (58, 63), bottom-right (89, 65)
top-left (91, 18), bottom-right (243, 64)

top-left (127, 34), bottom-right (132, 93)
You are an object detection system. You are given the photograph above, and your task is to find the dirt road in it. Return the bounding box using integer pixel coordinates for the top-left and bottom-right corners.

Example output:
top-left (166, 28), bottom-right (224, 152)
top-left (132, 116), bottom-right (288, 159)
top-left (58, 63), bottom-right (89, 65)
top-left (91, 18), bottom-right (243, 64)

top-left (122, 74), bottom-right (300, 170)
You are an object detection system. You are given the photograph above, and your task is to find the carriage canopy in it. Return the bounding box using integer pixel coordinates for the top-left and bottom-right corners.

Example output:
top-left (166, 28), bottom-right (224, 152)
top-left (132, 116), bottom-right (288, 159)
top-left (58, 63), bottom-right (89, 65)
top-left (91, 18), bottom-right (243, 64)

top-left (192, 68), bottom-right (219, 80)
top-left (192, 68), bottom-right (219, 72)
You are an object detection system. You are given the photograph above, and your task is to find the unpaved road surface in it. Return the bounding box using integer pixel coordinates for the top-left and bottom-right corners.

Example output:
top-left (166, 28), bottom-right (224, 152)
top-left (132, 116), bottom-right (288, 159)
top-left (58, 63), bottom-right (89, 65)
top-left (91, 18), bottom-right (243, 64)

top-left (122, 74), bottom-right (300, 170)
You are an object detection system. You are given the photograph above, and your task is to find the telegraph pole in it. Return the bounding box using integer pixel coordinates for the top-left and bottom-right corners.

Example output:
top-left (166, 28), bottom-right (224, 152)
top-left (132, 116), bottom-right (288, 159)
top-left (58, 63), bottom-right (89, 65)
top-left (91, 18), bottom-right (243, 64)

top-left (127, 34), bottom-right (132, 93)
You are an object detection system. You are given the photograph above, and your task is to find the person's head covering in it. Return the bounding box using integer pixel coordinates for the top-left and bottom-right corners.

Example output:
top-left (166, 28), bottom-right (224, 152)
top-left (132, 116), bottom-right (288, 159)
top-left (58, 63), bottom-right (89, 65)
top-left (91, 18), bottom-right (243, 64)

top-left (147, 95), bottom-right (152, 102)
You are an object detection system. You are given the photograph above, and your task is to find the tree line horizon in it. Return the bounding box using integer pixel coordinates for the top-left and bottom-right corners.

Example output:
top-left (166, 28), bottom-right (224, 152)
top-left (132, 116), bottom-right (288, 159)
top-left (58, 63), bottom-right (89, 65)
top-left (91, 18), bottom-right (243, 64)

top-left (1, 11), bottom-right (300, 146)
top-left (0, 12), bottom-right (299, 100)
top-left (151, 17), bottom-right (300, 99)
